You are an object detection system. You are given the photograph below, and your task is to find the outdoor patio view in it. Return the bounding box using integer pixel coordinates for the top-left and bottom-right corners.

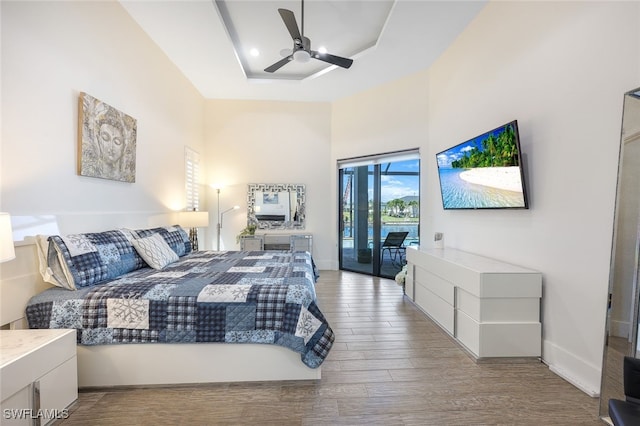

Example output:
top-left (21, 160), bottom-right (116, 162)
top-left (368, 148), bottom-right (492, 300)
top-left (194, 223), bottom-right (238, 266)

top-left (339, 157), bottom-right (420, 278)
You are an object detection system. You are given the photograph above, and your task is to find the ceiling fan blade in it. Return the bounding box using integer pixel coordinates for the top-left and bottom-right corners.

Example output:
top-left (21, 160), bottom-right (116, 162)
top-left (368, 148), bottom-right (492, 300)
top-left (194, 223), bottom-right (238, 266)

top-left (264, 56), bottom-right (293, 73)
top-left (278, 9), bottom-right (302, 42)
top-left (311, 51), bottom-right (354, 69)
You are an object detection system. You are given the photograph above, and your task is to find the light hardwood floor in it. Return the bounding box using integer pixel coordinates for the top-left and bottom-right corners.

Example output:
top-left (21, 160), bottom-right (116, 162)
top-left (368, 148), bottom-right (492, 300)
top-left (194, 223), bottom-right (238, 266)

top-left (58, 270), bottom-right (602, 425)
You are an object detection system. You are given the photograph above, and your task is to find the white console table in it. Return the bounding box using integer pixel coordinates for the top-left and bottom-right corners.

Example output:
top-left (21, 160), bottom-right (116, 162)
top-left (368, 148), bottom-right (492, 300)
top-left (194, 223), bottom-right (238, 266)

top-left (240, 233), bottom-right (312, 254)
top-left (405, 247), bottom-right (542, 359)
top-left (0, 329), bottom-right (77, 425)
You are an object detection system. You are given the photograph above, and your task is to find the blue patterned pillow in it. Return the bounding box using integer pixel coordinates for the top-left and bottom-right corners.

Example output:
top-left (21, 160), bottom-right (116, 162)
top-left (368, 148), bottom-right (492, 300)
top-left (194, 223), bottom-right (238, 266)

top-left (47, 230), bottom-right (146, 289)
top-left (133, 225), bottom-right (191, 257)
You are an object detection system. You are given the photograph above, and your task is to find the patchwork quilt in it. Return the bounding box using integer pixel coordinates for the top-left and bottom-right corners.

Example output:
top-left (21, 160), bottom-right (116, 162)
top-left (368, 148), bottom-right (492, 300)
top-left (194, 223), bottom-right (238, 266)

top-left (26, 250), bottom-right (333, 368)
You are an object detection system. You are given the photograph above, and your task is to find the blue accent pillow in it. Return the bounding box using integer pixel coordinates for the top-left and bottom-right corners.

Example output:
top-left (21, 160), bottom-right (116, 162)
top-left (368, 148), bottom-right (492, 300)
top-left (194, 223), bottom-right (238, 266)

top-left (48, 230), bottom-right (147, 289)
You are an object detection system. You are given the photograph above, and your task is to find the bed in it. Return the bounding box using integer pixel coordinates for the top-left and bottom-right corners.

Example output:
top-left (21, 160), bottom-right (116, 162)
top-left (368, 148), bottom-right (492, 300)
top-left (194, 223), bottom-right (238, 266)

top-left (18, 225), bottom-right (333, 387)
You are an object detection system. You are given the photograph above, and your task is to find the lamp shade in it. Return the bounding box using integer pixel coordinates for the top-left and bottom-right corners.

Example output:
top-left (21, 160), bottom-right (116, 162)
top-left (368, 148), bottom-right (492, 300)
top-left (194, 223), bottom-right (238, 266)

top-left (0, 213), bottom-right (16, 263)
top-left (179, 211), bottom-right (209, 228)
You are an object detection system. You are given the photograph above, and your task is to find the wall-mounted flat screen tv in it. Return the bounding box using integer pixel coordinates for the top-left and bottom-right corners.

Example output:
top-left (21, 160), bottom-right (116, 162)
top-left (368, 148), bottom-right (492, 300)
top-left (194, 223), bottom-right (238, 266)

top-left (436, 120), bottom-right (529, 210)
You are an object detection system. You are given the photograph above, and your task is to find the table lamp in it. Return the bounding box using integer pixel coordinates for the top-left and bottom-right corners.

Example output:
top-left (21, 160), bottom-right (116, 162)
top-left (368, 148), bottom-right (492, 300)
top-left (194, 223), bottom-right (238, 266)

top-left (179, 210), bottom-right (209, 251)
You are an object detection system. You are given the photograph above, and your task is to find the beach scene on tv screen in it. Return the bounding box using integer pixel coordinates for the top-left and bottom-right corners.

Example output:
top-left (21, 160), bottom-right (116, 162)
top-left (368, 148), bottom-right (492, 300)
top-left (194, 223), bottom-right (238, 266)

top-left (436, 122), bottom-right (526, 209)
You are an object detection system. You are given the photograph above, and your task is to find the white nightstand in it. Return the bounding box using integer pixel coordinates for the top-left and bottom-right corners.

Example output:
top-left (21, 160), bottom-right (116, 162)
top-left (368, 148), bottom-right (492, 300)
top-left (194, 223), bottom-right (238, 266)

top-left (0, 329), bottom-right (78, 425)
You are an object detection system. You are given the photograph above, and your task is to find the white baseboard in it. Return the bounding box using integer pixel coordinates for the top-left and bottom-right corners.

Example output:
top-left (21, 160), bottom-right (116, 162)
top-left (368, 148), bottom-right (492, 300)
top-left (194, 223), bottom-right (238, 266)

top-left (543, 339), bottom-right (601, 397)
top-left (315, 259), bottom-right (338, 270)
top-left (610, 319), bottom-right (630, 339)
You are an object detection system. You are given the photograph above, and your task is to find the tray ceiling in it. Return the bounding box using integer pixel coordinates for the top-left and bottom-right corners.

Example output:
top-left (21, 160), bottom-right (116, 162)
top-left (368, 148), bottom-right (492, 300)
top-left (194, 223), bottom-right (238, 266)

top-left (120, 0), bottom-right (487, 102)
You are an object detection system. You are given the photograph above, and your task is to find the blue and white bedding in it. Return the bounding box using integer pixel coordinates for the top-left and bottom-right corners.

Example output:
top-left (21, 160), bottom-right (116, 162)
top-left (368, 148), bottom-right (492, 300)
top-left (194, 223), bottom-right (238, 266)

top-left (26, 250), bottom-right (333, 368)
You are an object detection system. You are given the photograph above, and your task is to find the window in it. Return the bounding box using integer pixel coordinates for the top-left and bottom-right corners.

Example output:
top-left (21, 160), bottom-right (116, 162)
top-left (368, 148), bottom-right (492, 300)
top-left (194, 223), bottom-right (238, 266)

top-left (185, 147), bottom-right (201, 211)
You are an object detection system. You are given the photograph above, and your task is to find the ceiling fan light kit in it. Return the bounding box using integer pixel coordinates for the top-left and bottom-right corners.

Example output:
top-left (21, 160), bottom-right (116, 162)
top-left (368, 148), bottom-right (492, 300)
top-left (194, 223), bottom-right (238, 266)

top-left (293, 50), bottom-right (311, 63)
top-left (264, 1), bottom-right (353, 73)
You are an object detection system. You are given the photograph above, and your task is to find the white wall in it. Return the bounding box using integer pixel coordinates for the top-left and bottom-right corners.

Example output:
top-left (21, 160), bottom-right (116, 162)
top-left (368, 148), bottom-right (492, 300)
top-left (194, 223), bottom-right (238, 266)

top-left (203, 100), bottom-right (333, 268)
top-left (331, 69), bottom-right (430, 270)
top-left (1, 1), bottom-right (205, 235)
top-left (332, 1), bottom-right (639, 395)
top-left (2, 0), bottom-right (639, 397)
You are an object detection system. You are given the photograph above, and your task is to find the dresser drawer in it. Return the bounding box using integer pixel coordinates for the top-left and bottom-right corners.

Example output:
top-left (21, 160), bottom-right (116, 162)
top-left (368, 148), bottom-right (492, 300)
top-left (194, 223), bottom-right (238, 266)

top-left (264, 235), bottom-right (290, 245)
top-left (455, 309), bottom-right (541, 357)
top-left (240, 236), bottom-right (263, 251)
top-left (415, 283), bottom-right (454, 334)
top-left (290, 235), bottom-right (312, 253)
top-left (414, 267), bottom-right (454, 305)
top-left (456, 288), bottom-right (540, 323)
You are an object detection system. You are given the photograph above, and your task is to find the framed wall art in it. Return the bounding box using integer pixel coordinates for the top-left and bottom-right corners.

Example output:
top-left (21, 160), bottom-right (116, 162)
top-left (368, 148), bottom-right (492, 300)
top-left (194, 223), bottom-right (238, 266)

top-left (78, 92), bottom-right (137, 182)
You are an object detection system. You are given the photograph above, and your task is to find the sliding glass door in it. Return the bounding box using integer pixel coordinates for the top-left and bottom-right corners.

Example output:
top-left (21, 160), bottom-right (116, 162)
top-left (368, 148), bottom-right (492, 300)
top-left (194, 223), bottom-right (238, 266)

top-left (339, 153), bottom-right (420, 278)
top-left (339, 164), bottom-right (375, 275)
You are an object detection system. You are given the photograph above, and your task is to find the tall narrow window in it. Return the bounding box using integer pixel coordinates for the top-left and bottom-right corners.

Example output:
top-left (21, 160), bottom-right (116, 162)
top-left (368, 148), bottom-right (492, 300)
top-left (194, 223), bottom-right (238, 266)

top-left (185, 147), bottom-right (201, 211)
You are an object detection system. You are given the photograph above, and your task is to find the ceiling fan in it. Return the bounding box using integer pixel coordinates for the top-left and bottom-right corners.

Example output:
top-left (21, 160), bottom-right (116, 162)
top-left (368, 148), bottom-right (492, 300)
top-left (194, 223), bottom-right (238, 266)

top-left (264, 1), bottom-right (354, 73)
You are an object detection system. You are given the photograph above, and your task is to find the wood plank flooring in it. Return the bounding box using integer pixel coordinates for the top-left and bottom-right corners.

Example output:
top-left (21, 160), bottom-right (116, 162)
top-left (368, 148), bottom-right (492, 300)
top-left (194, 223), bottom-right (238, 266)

top-left (57, 270), bottom-right (601, 425)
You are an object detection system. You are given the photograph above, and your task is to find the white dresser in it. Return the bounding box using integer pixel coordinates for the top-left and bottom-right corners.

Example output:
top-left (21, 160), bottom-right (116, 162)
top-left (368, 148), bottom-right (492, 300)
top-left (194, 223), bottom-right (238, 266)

top-left (0, 329), bottom-right (77, 425)
top-left (405, 247), bottom-right (542, 359)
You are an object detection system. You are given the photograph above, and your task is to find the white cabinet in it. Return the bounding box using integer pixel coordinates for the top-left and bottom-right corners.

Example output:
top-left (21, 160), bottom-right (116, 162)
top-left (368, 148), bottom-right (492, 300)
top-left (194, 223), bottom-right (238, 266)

top-left (406, 247), bottom-right (541, 359)
top-left (0, 329), bottom-right (77, 425)
top-left (240, 234), bottom-right (312, 254)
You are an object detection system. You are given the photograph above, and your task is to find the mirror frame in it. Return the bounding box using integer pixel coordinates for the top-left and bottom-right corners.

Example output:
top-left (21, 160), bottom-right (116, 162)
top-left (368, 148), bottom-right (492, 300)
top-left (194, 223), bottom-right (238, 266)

top-left (599, 87), bottom-right (640, 421)
top-left (247, 183), bottom-right (306, 230)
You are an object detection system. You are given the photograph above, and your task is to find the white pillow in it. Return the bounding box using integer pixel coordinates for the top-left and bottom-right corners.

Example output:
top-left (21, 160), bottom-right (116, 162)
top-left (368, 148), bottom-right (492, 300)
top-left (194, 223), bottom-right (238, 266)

top-left (131, 233), bottom-right (179, 270)
top-left (36, 235), bottom-right (76, 290)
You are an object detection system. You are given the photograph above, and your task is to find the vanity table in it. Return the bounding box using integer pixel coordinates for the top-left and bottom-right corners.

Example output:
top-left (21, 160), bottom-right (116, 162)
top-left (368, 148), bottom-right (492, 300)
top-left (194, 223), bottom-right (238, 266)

top-left (241, 183), bottom-right (311, 253)
top-left (0, 329), bottom-right (77, 425)
top-left (240, 233), bottom-right (313, 254)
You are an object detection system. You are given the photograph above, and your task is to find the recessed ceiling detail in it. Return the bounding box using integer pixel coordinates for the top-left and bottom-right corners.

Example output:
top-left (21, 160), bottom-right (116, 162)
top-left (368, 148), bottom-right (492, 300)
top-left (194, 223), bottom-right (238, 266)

top-left (120, 0), bottom-right (488, 101)
top-left (214, 0), bottom-right (395, 81)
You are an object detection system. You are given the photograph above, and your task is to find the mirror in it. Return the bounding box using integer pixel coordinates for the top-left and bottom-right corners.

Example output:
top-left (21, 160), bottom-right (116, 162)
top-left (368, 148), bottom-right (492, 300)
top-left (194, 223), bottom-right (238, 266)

top-left (247, 183), bottom-right (306, 230)
top-left (599, 87), bottom-right (640, 421)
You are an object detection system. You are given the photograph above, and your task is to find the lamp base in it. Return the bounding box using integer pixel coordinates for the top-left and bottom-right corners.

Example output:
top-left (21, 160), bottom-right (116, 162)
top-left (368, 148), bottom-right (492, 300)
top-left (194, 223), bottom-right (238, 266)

top-left (189, 227), bottom-right (199, 251)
